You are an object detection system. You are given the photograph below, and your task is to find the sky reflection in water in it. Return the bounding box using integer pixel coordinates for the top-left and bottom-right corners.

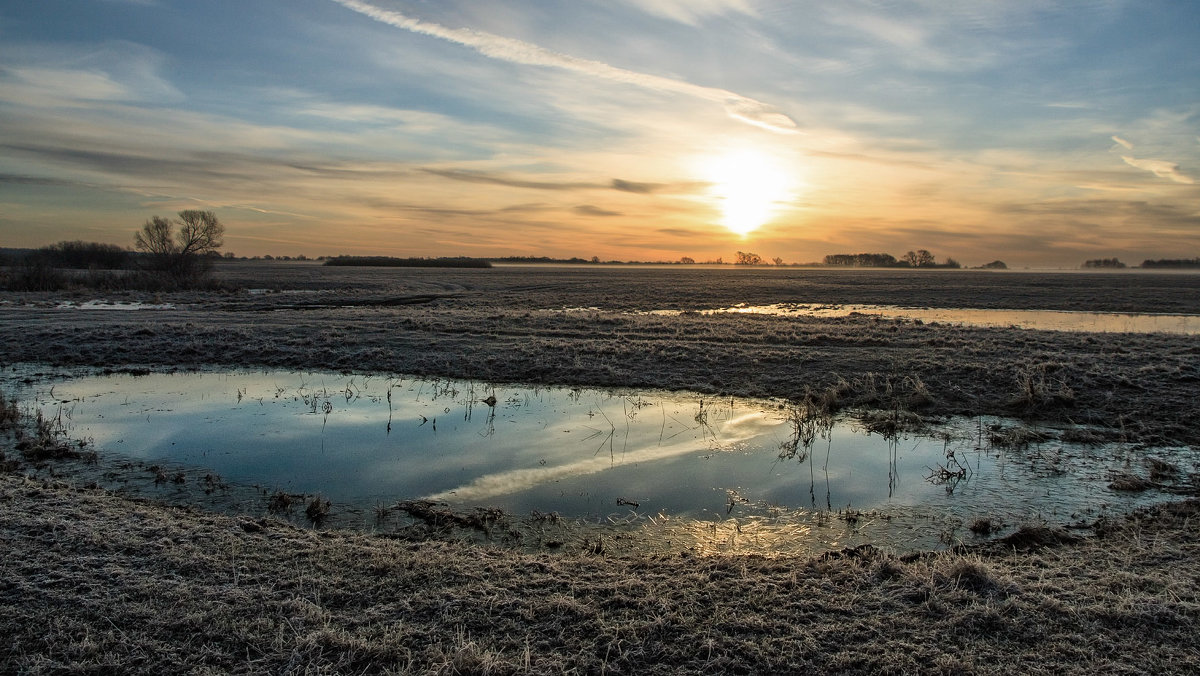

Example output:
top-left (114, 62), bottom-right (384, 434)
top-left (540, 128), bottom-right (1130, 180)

top-left (644, 304), bottom-right (1200, 334)
top-left (19, 368), bottom-right (1188, 550)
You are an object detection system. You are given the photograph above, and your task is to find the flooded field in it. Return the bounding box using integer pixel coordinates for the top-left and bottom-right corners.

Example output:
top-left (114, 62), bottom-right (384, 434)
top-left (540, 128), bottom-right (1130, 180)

top-left (8, 366), bottom-right (1193, 554)
top-left (641, 303), bottom-right (1200, 335)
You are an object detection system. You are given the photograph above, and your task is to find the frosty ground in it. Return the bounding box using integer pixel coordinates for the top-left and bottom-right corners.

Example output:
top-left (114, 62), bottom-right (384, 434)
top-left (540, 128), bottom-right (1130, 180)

top-left (2, 262), bottom-right (1198, 673)
top-left (5, 263), bottom-right (1199, 444)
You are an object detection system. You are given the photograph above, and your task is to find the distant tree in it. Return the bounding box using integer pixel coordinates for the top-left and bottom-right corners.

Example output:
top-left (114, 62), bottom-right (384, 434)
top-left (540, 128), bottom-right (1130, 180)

top-left (902, 249), bottom-right (937, 267)
top-left (1140, 258), bottom-right (1200, 269)
top-left (590, 256), bottom-right (600, 264)
top-left (943, 257), bottom-right (961, 269)
top-left (772, 256), bottom-right (784, 266)
top-left (679, 256), bottom-right (695, 265)
top-left (34, 241), bottom-right (130, 269)
top-left (135, 210), bottom-right (225, 279)
top-left (1082, 258), bottom-right (1125, 269)
top-left (979, 260), bottom-right (1008, 270)
top-left (135, 216), bottom-right (175, 260)
top-left (735, 251), bottom-right (764, 265)
top-left (834, 253), bottom-right (898, 267)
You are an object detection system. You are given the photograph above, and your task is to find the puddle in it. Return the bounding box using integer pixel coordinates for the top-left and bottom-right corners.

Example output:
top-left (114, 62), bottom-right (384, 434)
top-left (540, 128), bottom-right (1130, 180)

top-left (628, 304), bottom-right (1200, 334)
top-left (246, 289), bottom-right (322, 295)
top-left (54, 300), bottom-right (176, 310)
top-left (5, 367), bottom-right (1194, 555)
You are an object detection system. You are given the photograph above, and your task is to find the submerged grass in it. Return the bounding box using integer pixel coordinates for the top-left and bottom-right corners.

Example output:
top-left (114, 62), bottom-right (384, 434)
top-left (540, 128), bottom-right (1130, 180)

top-left (1, 473), bottom-right (1198, 674)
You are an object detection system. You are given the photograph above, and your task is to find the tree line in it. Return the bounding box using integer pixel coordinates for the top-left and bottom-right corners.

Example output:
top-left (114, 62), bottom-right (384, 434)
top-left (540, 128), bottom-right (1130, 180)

top-left (822, 249), bottom-right (961, 268)
top-left (1, 210), bottom-right (225, 291)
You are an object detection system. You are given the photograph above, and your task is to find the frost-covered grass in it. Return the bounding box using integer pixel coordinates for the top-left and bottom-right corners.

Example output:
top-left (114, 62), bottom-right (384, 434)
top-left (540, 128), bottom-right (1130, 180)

top-left (2, 263), bottom-right (1200, 673)
top-left (2, 264), bottom-right (1198, 445)
top-left (1, 472), bottom-right (1198, 674)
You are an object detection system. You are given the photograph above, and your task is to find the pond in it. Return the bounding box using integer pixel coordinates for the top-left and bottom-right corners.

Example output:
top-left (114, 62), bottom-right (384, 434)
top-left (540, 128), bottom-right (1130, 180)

top-left (6, 367), bottom-right (1193, 555)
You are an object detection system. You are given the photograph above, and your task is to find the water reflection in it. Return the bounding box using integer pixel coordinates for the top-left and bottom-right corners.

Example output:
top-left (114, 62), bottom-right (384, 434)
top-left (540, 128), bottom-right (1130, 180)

top-left (8, 367), bottom-right (1194, 554)
top-left (643, 303), bottom-right (1200, 334)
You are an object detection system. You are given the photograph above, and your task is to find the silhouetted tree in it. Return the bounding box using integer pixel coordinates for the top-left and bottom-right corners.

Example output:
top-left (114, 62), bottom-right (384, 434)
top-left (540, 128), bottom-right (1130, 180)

top-left (902, 250), bottom-right (937, 267)
top-left (1141, 258), bottom-right (1200, 269)
top-left (135, 210), bottom-right (225, 279)
top-left (33, 241), bottom-right (130, 269)
top-left (825, 253), bottom-right (900, 267)
top-left (735, 251), bottom-right (764, 265)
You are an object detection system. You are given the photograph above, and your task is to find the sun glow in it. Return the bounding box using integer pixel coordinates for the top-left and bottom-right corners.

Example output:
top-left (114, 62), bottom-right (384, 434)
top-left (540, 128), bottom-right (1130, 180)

top-left (702, 148), bottom-right (794, 236)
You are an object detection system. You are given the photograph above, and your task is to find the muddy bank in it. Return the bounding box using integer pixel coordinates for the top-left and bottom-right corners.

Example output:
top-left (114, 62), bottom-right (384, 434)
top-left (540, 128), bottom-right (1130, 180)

top-left (2, 264), bottom-right (1198, 445)
top-left (2, 472), bottom-right (1198, 674)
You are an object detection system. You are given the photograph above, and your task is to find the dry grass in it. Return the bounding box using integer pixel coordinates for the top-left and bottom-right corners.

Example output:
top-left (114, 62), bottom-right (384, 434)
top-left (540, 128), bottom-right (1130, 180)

top-left (3, 264), bottom-right (1200, 672)
top-left (2, 265), bottom-right (1199, 446)
top-left (1, 473), bottom-right (1198, 674)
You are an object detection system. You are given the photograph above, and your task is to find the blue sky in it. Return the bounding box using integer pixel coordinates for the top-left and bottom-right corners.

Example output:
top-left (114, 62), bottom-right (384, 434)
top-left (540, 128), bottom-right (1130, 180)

top-left (1, 0), bottom-right (1197, 266)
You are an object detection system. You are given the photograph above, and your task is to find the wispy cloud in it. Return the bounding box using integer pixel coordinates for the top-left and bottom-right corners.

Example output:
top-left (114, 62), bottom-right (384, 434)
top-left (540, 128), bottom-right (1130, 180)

top-left (329, 0), bottom-right (798, 134)
top-left (617, 0), bottom-right (757, 26)
top-left (1111, 135), bottom-right (1133, 149)
top-left (1122, 156), bottom-right (1195, 184)
top-left (421, 168), bottom-right (598, 191)
top-left (573, 204), bottom-right (621, 217)
top-left (0, 41), bottom-right (183, 106)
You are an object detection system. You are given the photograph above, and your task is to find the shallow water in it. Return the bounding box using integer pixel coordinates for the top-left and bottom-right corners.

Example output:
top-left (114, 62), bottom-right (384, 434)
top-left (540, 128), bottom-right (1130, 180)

top-left (8, 367), bottom-right (1193, 554)
top-left (644, 303), bottom-right (1200, 334)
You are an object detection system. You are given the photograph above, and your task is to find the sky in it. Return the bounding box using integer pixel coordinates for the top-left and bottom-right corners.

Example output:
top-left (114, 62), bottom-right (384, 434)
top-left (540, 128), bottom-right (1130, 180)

top-left (1, 0), bottom-right (1198, 267)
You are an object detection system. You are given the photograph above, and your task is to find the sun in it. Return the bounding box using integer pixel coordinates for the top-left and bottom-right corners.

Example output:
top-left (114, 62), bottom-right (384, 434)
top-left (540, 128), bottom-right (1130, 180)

top-left (701, 148), bottom-right (794, 236)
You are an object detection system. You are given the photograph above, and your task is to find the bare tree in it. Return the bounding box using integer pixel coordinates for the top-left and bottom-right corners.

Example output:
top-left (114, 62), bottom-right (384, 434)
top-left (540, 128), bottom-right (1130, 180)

top-left (903, 249), bottom-right (936, 267)
top-left (135, 216), bottom-right (176, 258)
top-left (175, 210), bottom-right (224, 256)
top-left (135, 210), bottom-right (225, 279)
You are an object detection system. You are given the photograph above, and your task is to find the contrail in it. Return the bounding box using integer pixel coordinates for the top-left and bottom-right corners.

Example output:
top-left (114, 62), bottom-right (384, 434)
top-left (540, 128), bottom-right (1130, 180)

top-left (330, 0), bottom-right (799, 134)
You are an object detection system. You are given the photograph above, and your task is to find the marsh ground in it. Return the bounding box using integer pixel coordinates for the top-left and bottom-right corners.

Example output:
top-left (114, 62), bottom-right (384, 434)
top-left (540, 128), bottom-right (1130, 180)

top-left (4, 263), bottom-right (1199, 444)
top-left (2, 262), bottom-right (1199, 673)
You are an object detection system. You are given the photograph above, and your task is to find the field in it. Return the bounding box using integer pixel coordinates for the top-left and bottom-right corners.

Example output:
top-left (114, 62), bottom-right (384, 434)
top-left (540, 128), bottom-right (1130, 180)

top-left (3, 262), bottom-right (1199, 673)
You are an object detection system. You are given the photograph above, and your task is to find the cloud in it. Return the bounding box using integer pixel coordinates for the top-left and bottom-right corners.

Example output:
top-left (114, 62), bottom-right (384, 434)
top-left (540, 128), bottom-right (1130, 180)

top-left (573, 204), bottom-right (621, 217)
top-left (419, 169), bottom-right (705, 196)
top-left (1111, 135), bottom-right (1133, 150)
top-left (610, 178), bottom-right (664, 194)
top-left (0, 173), bottom-right (91, 187)
top-left (1121, 156), bottom-right (1195, 185)
top-left (618, 0), bottom-right (757, 26)
top-left (329, 0), bottom-right (798, 134)
top-left (421, 168), bottom-right (598, 191)
top-left (0, 41), bottom-right (182, 106)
